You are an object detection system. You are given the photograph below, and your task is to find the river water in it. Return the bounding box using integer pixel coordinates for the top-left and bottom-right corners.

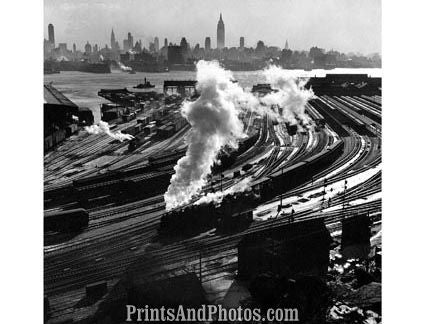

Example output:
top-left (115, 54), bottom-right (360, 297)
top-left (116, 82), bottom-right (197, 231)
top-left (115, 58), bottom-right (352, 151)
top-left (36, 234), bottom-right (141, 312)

top-left (44, 68), bottom-right (381, 122)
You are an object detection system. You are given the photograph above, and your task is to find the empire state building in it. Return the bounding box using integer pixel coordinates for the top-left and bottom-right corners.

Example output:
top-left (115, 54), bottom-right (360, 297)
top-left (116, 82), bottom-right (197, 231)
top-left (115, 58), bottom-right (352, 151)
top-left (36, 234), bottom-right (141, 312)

top-left (217, 13), bottom-right (225, 49)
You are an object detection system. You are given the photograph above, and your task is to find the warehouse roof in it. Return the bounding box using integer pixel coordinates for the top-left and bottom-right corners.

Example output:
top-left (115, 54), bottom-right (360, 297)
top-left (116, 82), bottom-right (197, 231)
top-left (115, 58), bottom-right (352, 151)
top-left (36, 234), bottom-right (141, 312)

top-left (164, 80), bottom-right (197, 87)
top-left (44, 84), bottom-right (78, 108)
top-left (238, 218), bottom-right (331, 247)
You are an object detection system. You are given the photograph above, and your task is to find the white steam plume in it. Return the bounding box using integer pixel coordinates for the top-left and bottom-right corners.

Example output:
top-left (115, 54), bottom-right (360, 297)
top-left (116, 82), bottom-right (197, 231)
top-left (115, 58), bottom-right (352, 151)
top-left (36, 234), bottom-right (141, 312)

top-left (85, 121), bottom-right (134, 142)
top-left (118, 62), bottom-right (132, 71)
top-left (260, 65), bottom-right (315, 125)
top-left (194, 177), bottom-right (252, 206)
top-left (164, 62), bottom-right (315, 210)
top-left (164, 61), bottom-right (249, 210)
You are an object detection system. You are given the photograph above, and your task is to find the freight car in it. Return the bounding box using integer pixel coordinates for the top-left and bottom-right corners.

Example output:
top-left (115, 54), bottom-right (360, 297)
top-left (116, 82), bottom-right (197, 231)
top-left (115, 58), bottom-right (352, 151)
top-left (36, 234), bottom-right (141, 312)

top-left (148, 149), bottom-right (186, 167)
top-left (305, 103), bottom-right (325, 128)
top-left (309, 99), bottom-right (350, 137)
top-left (73, 170), bottom-right (174, 208)
top-left (44, 208), bottom-right (89, 233)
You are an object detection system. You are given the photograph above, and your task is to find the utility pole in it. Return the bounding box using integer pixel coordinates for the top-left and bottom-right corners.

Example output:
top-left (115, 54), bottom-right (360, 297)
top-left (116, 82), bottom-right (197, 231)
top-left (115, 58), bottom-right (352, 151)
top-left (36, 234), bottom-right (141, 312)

top-left (321, 178), bottom-right (327, 211)
top-left (343, 179), bottom-right (348, 219)
top-left (289, 208), bottom-right (295, 223)
top-left (277, 203), bottom-right (282, 218)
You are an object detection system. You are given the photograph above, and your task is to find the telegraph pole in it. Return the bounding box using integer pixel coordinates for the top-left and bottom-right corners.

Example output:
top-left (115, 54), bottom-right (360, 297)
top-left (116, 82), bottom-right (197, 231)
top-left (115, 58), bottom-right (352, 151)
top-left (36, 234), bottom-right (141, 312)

top-left (343, 179), bottom-right (348, 219)
top-left (321, 178), bottom-right (327, 211)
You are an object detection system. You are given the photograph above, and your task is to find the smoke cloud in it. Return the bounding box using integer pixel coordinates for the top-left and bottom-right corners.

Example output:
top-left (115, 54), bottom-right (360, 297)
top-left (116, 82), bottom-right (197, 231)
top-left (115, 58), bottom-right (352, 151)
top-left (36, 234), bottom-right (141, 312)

top-left (260, 65), bottom-right (315, 125)
top-left (85, 121), bottom-right (134, 142)
top-left (164, 61), bottom-right (248, 210)
top-left (118, 62), bottom-right (132, 71)
top-left (164, 61), bottom-right (315, 210)
top-left (194, 177), bottom-right (252, 206)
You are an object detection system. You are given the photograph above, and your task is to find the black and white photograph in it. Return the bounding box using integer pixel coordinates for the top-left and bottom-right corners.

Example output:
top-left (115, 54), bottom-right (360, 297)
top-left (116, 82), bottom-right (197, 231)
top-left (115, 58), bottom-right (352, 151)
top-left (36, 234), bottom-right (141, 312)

top-left (41, 1), bottom-right (383, 323)
top-left (7, 0), bottom-right (425, 323)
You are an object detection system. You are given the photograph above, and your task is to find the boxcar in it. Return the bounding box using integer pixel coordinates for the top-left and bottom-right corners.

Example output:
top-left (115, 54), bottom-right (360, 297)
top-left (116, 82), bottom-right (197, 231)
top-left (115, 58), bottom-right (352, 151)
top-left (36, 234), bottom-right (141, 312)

top-left (44, 208), bottom-right (89, 233)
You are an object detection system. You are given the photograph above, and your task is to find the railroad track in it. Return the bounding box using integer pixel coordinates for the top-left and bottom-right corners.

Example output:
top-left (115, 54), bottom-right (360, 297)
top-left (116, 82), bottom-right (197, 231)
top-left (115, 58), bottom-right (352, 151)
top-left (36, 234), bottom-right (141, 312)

top-left (44, 94), bottom-right (382, 321)
top-left (45, 198), bottom-right (381, 297)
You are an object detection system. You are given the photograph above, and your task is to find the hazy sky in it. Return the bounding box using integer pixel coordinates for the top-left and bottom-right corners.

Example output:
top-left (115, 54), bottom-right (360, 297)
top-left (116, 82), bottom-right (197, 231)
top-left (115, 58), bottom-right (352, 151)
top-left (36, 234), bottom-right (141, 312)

top-left (44, 0), bottom-right (381, 54)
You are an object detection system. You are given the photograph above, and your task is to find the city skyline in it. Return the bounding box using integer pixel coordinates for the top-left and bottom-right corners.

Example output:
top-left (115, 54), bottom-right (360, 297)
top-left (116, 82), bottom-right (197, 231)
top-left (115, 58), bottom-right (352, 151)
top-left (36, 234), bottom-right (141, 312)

top-left (44, 0), bottom-right (381, 55)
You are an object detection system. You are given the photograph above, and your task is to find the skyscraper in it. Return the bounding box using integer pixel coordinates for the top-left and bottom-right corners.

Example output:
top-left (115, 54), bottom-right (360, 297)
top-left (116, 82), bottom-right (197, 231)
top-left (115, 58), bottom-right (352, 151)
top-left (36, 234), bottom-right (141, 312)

top-left (205, 37), bottom-right (211, 51)
top-left (164, 38), bottom-right (168, 48)
top-left (134, 40), bottom-right (142, 53)
top-left (85, 41), bottom-right (92, 54)
top-left (217, 13), bottom-right (225, 49)
top-left (180, 37), bottom-right (189, 53)
top-left (154, 37), bottom-right (160, 52)
top-left (240, 37), bottom-right (245, 49)
top-left (73, 43), bottom-right (76, 53)
top-left (48, 23), bottom-right (55, 48)
top-left (285, 40), bottom-right (289, 50)
top-left (123, 39), bottom-right (130, 52)
top-left (149, 42), bottom-right (155, 53)
top-left (128, 32), bottom-right (134, 49)
top-left (111, 29), bottom-right (116, 50)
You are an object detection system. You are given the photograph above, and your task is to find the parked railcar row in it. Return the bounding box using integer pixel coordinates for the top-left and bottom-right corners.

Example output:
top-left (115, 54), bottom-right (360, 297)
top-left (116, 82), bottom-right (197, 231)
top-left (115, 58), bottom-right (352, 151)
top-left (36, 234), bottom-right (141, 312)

top-left (44, 208), bottom-right (89, 233)
top-left (45, 137), bottom-right (344, 236)
top-left (305, 103), bottom-right (325, 128)
top-left (335, 96), bottom-right (381, 124)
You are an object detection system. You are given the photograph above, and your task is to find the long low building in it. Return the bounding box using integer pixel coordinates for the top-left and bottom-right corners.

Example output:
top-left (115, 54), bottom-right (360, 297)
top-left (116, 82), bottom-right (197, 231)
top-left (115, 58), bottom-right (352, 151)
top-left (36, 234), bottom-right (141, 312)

top-left (305, 74), bottom-right (381, 96)
top-left (44, 83), bottom-right (93, 152)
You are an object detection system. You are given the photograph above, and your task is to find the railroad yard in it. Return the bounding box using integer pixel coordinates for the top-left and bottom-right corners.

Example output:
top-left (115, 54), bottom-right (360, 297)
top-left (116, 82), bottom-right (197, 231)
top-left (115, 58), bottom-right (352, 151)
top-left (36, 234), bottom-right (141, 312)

top-left (44, 73), bottom-right (382, 323)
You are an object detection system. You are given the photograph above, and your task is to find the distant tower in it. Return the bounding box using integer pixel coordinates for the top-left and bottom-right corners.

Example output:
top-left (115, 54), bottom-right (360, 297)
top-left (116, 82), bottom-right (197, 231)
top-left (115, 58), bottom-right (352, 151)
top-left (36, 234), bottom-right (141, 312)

top-left (285, 40), bottom-right (289, 50)
top-left (134, 40), bottom-right (142, 52)
top-left (205, 37), bottom-right (211, 51)
top-left (164, 38), bottom-right (168, 48)
top-left (127, 32), bottom-right (134, 49)
top-left (48, 23), bottom-right (55, 48)
top-left (72, 43), bottom-right (76, 53)
top-left (154, 37), bottom-right (160, 52)
top-left (85, 41), bottom-right (92, 54)
top-left (240, 37), bottom-right (245, 48)
top-left (110, 29), bottom-right (116, 49)
top-left (217, 13), bottom-right (225, 49)
top-left (180, 37), bottom-right (189, 53)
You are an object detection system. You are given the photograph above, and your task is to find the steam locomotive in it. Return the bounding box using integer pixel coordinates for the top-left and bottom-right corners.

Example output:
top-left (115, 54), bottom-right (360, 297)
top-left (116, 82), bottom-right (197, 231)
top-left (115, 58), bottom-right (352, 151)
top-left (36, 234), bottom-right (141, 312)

top-left (159, 140), bottom-right (344, 237)
top-left (159, 190), bottom-right (259, 237)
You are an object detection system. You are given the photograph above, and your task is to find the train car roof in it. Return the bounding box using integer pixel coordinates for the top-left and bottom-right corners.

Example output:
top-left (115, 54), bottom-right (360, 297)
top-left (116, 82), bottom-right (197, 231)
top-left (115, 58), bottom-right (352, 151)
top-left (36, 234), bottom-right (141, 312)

top-left (44, 208), bottom-right (87, 218)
